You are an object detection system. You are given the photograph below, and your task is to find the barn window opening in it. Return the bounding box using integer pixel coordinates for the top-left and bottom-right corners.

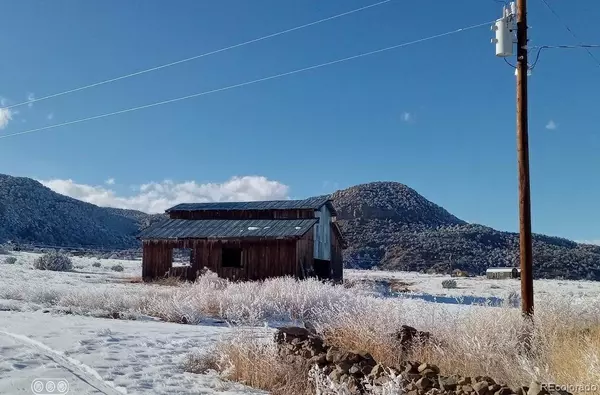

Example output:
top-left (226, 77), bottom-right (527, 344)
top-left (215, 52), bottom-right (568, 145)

top-left (173, 248), bottom-right (192, 267)
top-left (222, 247), bottom-right (242, 268)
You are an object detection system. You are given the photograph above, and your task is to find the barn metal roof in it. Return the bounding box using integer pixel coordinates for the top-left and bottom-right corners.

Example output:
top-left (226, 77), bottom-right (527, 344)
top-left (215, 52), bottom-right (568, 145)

top-left (137, 218), bottom-right (318, 240)
top-left (165, 196), bottom-right (337, 216)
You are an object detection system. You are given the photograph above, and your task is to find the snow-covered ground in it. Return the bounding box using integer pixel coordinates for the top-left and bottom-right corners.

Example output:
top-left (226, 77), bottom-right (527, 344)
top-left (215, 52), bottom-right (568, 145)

top-left (0, 252), bottom-right (269, 394)
top-left (0, 310), bottom-right (265, 395)
top-left (345, 268), bottom-right (600, 301)
top-left (1, 251), bottom-right (599, 394)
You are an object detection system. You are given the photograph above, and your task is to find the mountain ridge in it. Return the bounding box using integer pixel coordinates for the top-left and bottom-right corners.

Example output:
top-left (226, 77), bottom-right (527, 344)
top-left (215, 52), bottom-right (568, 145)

top-left (1, 174), bottom-right (599, 280)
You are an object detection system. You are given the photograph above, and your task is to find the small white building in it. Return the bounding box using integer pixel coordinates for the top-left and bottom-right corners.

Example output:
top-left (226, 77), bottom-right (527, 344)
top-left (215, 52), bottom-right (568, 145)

top-left (486, 267), bottom-right (520, 280)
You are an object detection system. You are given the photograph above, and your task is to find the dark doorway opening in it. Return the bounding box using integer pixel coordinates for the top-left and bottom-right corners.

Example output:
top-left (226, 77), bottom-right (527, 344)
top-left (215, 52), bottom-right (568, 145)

top-left (313, 259), bottom-right (331, 280)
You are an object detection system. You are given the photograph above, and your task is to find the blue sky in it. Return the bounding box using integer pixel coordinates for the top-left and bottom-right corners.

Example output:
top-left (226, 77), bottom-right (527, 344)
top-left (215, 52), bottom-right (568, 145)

top-left (0, 0), bottom-right (599, 242)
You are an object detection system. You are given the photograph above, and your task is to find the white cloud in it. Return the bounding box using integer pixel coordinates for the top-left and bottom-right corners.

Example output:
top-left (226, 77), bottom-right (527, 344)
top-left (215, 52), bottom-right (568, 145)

top-left (0, 108), bottom-right (12, 129)
top-left (47, 112), bottom-right (54, 121)
top-left (545, 120), bottom-right (557, 130)
top-left (105, 178), bottom-right (115, 185)
top-left (40, 176), bottom-right (290, 214)
top-left (402, 111), bottom-right (414, 123)
top-left (0, 97), bottom-right (13, 129)
top-left (27, 93), bottom-right (35, 108)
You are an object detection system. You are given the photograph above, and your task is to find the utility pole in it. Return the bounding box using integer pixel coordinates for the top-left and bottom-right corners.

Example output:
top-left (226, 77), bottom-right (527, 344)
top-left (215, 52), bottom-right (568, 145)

top-left (515, 0), bottom-right (534, 319)
top-left (492, 1), bottom-right (534, 319)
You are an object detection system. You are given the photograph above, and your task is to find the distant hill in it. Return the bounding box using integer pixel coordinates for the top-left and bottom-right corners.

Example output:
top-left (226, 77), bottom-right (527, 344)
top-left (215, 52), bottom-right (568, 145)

top-left (331, 182), bottom-right (600, 280)
top-left (0, 174), bottom-right (161, 248)
top-left (1, 174), bottom-right (599, 280)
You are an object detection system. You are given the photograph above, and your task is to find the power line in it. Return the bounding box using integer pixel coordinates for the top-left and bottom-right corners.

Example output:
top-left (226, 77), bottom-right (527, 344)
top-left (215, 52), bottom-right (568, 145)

top-left (539, 0), bottom-right (600, 68)
top-left (0, 19), bottom-right (494, 140)
top-left (2, 0), bottom-right (392, 111)
top-left (530, 44), bottom-right (600, 69)
top-left (532, 44), bottom-right (600, 49)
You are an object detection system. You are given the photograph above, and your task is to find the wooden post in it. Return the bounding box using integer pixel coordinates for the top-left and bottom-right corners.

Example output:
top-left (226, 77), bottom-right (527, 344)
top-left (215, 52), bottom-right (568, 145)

top-left (516, 0), bottom-right (534, 319)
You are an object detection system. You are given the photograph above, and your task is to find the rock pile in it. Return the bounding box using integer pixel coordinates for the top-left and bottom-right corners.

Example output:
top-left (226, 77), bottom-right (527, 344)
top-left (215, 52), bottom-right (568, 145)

top-left (274, 327), bottom-right (571, 395)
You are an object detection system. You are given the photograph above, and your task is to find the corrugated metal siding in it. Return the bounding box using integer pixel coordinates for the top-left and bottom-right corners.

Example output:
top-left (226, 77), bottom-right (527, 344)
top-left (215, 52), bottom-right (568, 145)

top-left (139, 219), bottom-right (317, 240)
top-left (313, 205), bottom-right (331, 260)
top-left (330, 223), bottom-right (344, 282)
top-left (166, 196), bottom-right (337, 215)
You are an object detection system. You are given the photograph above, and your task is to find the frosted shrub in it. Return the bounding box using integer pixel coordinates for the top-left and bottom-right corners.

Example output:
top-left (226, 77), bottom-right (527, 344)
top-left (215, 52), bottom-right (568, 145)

top-left (4, 256), bottom-right (17, 264)
top-left (111, 264), bottom-right (124, 272)
top-left (206, 329), bottom-right (315, 394)
top-left (3, 266), bottom-right (600, 389)
top-left (442, 279), bottom-right (457, 289)
top-left (182, 349), bottom-right (219, 374)
top-left (33, 251), bottom-right (73, 272)
top-left (92, 261), bottom-right (101, 268)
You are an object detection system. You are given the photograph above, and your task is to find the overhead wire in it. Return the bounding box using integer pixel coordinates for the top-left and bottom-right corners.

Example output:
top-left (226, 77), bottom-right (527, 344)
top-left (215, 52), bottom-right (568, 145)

top-left (530, 44), bottom-right (600, 70)
top-left (0, 19), bottom-right (495, 140)
top-left (539, 0), bottom-right (600, 69)
top-left (1, 0), bottom-right (393, 111)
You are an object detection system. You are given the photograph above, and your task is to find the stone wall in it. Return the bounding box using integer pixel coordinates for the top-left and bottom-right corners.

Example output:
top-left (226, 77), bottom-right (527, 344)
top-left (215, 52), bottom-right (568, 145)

top-left (274, 326), bottom-right (571, 395)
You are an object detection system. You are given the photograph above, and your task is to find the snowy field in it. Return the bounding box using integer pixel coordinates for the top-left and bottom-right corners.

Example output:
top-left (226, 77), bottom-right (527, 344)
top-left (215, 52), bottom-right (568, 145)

top-left (0, 252), bottom-right (269, 394)
top-left (0, 311), bottom-right (265, 395)
top-left (1, 251), bottom-right (599, 393)
top-left (345, 268), bottom-right (600, 302)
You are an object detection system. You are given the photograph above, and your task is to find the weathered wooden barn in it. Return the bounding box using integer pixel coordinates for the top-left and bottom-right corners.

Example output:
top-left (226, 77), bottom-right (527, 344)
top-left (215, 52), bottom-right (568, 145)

top-left (486, 267), bottom-right (520, 280)
top-left (138, 197), bottom-right (346, 283)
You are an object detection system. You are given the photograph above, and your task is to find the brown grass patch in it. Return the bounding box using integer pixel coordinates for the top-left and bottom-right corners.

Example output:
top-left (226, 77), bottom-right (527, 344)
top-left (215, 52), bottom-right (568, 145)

top-left (185, 333), bottom-right (314, 395)
top-left (321, 323), bottom-right (600, 395)
top-left (182, 350), bottom-right (219, 374)
top-left (114, 276), bottom-right (184, 286)
top-left (150, 276), bottom-right (186, 287)
top-left (544, 326), bottom-right (600, 393)
top-left (321, 326), bottom-right (403, 367)
top-left (186, 324), bottom-right (600, 395)
top-left (125, 276), bottom-right (144, 284)
top-left (218, 340), bottom-right (313, 395)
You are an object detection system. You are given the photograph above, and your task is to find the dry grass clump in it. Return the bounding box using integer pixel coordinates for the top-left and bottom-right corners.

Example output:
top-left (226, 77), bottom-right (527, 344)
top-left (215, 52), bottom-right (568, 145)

top-left (147, 276), bottom-right (185, 287)
top-left (33, 251), bottom-right (73, 272)
top-left (202, 322), bottom-right (600, 395)
top-left (184, 330), bottom-right (314, 395)
top-left (314, 295), bottom-right (600, 393)
top-left (110, 264), bottom-right (124, 272)
top-left (182, 349), bottom-right (219, 375)
top-left (199, 334), bottom-right (407, 395)
top-left (4, 256), bottom-right (17, 265)
top-left (542, 325), bottom-right (600, 391)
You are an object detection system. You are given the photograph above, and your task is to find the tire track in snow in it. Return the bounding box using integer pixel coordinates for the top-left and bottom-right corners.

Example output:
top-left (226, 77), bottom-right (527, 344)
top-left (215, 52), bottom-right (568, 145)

top-left (0, 330), bottom-right (126, 395)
